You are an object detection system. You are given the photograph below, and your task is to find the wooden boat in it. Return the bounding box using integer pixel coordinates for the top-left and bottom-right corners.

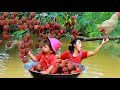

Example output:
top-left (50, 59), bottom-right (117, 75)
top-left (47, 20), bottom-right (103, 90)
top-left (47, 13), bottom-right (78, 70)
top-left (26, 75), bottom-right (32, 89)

top-left (24, 61), bottom-right (84, 78)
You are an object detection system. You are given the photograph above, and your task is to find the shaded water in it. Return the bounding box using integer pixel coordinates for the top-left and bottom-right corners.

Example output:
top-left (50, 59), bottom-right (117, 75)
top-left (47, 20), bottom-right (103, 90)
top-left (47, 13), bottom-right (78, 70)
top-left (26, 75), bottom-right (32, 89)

top-left (0, 35), bottom-right (120, 78)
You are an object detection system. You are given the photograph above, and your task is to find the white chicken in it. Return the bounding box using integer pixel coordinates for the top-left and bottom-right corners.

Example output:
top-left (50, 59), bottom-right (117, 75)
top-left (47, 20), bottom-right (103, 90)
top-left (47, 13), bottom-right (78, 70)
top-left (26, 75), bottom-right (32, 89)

top-left (97, 12), bottom-right (120, 37)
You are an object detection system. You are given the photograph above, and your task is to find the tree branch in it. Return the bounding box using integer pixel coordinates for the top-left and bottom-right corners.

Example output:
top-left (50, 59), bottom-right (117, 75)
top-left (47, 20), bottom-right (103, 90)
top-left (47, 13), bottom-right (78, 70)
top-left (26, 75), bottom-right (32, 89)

top-left (77, 36), bottom-right (120, 41)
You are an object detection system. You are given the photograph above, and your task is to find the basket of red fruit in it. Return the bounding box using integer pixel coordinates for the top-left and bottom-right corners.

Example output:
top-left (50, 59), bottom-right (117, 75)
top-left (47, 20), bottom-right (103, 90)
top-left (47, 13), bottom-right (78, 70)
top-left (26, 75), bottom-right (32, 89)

top-left (24, 60), bottom-right (85, 78)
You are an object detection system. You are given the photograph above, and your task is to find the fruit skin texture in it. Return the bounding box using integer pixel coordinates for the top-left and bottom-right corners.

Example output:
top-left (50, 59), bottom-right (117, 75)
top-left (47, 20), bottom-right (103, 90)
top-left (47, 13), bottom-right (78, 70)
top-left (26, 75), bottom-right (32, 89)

top-left (50, 64), bottom-right (60, 74)
top-left (0, 40), bottom-right (2, 45)
top-left (7, 42), bottom-right (12, 47)
top-left (3, 34), bottom-right (9, 40)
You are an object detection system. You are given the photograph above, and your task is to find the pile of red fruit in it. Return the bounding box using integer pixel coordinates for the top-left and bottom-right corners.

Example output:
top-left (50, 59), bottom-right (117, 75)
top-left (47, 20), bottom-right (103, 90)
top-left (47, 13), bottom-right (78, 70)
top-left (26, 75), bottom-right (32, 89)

top-left (29, 60), bottom-right (83, 74)
top-left (18, 33), bottom-right (33, 63)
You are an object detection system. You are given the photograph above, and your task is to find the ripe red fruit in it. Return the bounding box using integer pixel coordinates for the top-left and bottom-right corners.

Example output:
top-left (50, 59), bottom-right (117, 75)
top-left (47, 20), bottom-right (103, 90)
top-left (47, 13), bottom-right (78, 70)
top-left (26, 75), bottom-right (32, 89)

top-left (4, 25), bottom-right (9, 31)
top-left (9, 19), bottom-right (14, 24)
top-left (34, 25), bottom-right (39, 30)
top-left (30, 12), bottom-right (36, 18)
top-left (21, 16), bottom-right (27, 23)
top-left (60, 63), bottom-right (66, 68)
top-left (7, 42), bottom-right (12, 47)
top-left (26, 20), bottom-right (31, 25)
top-left (57, 33), bottom-right (61, 36)
top-left (0, 16), bottom-right (5, 20)
top-left (50, 64), bottom-right (60, 74)
top-left (50, 31), bottom-right (54, 35)
top-left (55, 23), bottom-right (60, 29)
top-left (64, 72), bottom-right (69, 74)
top-left (67, 65), bottom-right (75, 71)
top-left (29, 65), bottom-right (35, 71)
top-left (35, 43), bottom-right (39, 49)
top-left (3, 12), bottom-right (9, 18)
top-left (45, 24), bottom-right (50, 29)
top-left (19, 41), bottom-right (24, 47)
top-left (18, 20), bottom-right (23, 25)
top-left (13, 12), bottom-right (19, 17)
top-left (10, 14), bottom-right (15, 19)
top-left (19, 53), bottom-right (25, 58)
top-left (24, 42), bottom-right (30, 48)
top-left (40, 25), bottom-right (45, 30)
top-left (71, 37), bottom-right (75, 41)
top-left (76, 66), bottom-right (82, 72)
top-left (18, 25), bottom-right (23, 30)
top-left (34, 63), bottom-right (41, 71)
top-left (25, 48), bottom-right (30, 55)
top-left (2, 31), bottom-right (8, 35)
top-left (20, 49), bottom-right (26, 54)
top-left (14, 18), bottom-right (19, 24)
top-left (4, 19), bottom-right (9, 25)
top-left (23, 24), bottom-right (28, 30)
top-left (22, 57), bottom-right (28, 63)
top-left (0, 40), bottom-right (2, 45)
top-left (71, 16), bottom-right (76, 20)
top-left (29, 40), bottom-right (33, 46)
top-left (72, 21), bottom-right (76, 26)
top-left (28, 25), bottom-right (33, 30)
top-left (37, 37), bottom-right (41, 42)
top-left (26, 33), bottom-right (31, 39)
top-left (49, 21), bottom-right (54, 26)
top-left (70, 70), bottom-right (78, 74)
top-left (63, 29), bottom-right (66, 34)
top-left (62, 67), bottom-right (68, 72)
top-left (59, 29), bottom-right (64, 34)
top-left (54, 30), bottom-right (59, 34)
top-left (3, 34), bottom-right (9, 40)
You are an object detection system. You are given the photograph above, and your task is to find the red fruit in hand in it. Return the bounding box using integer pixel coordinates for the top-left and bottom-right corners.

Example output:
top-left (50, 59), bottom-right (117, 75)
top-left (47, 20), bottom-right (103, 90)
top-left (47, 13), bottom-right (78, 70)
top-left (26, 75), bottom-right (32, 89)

top-left (19, 53), bottom-right (25, 58)
top-left (22, 57), bottom-right (28, 63)
top-left (0, 40), bottom-right (2, 45)
top-left (7, 42), bottom-right (12, 47)
top-left (20, 49), bottom-right (26, 54)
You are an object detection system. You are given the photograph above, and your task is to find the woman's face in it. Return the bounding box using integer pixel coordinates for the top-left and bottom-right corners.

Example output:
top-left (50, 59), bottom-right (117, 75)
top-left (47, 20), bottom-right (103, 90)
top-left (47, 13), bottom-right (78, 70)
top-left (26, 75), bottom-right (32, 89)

top-left (74, 40), bottom-right (82, 51)
top-left (42, 44), bottom-right (51, 54)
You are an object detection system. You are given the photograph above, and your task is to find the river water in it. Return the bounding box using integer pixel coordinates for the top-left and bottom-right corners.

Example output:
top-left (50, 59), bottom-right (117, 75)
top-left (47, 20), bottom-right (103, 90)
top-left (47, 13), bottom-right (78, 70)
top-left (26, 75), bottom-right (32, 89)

top-left (0, 35), bottom-right (120, 78)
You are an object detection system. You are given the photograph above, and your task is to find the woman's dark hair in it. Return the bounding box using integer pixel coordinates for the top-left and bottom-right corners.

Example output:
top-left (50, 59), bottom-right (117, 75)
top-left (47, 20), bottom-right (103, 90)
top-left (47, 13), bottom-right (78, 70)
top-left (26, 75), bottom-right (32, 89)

top-left (69, 38), bottom-right (81, 54)
top-left (44, 38), bottom-right (55, 54)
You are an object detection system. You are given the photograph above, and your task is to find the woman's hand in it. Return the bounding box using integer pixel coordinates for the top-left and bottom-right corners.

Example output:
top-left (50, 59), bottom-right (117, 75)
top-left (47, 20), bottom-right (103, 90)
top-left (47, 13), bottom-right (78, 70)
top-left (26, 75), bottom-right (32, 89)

top-left (102, 38), bottom-right (109, 44)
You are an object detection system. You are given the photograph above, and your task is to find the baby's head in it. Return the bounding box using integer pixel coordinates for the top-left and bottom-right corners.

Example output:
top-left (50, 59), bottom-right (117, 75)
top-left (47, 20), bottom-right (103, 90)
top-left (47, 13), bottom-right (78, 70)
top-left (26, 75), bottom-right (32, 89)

top-left (69, 38), bottom-right (82, 53)
top-left (42, 37), bottom-right (61, 54)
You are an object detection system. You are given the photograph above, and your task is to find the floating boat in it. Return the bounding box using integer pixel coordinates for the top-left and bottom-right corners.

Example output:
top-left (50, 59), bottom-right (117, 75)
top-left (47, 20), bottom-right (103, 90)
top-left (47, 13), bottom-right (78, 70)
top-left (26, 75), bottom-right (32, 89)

top-left (24, 61), bottom-right (85, 78)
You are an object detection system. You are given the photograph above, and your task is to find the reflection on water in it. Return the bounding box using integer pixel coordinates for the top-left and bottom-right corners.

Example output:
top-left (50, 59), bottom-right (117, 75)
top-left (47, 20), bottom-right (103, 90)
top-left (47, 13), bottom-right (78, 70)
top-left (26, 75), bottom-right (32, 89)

top-left (0, 36), bottom-right (120, 78)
